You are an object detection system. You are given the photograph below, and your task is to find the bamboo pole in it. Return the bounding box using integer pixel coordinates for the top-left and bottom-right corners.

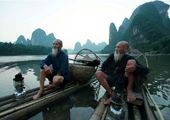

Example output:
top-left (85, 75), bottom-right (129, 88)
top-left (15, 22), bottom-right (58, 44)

top-left (0, 94), bottom-right (14, 101)
top-left (101, 105), bottom-right (108, 120)
top-left (0, 84), bottom-right (79, 117)
top-left (89, 92), bottom-right (108, 120)
top-left (143, 83), bottom-right (164, 120)
top-left (0, 86), bottom-right (63, 112)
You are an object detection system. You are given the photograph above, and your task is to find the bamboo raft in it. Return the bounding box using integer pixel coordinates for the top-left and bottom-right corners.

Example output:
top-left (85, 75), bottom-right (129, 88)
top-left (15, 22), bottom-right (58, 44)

top-left (0, 49), bottom-right (101, 120)
top-left (0, 64), bottom-right (96, 120)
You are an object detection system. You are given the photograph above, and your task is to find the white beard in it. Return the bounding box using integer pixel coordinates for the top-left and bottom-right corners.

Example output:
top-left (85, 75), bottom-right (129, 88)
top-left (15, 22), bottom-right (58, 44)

top-left (52, 48), bottom-right (58, 56)
top-left (114, 51), bottom-right (123, 62)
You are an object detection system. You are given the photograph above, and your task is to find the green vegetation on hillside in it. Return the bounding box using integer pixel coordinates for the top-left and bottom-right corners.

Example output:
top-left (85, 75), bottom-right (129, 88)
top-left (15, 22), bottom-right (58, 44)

top-left (128, 12), bottom-right (170, 53)
top-left (126, 14), bottom-right (164, 43)
top-left (102, 2), bottom-right (170, 54)
top-left (0, 42), bottom-right (67, 56)
top-left (133, 36), bottom-right (170, 53)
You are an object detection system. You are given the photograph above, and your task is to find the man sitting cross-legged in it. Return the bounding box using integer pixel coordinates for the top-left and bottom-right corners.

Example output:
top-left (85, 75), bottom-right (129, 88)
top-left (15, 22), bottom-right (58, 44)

top-left (95, 41), bottom-right (149, 104)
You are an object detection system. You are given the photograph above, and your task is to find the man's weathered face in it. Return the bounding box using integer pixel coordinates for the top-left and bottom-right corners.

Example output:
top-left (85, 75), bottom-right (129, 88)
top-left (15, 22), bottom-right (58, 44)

top-left (52, 40), bottom-right (62, 50)
top-left (52, 40), bottom-right (63, 56)
top-left (115, 42), bottom-right (126, 54)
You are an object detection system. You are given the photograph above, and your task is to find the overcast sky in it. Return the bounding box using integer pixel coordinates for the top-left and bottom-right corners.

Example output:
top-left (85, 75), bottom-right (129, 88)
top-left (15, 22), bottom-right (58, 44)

top-left (0, 0), bottom-right (170, 49)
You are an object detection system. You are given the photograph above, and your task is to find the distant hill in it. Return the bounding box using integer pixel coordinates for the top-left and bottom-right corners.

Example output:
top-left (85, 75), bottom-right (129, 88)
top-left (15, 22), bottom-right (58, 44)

top-left (16, 28), bottom-right (56, 47)
top-left (72, 39), bottom-right (107, 53)
top-left (102, 1), bottom-right (170, 53)
top-left (15, 29), bottom-right (107, 53)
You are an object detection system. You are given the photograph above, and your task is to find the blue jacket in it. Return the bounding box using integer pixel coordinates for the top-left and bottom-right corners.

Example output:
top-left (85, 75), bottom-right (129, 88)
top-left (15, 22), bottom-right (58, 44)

top-left (40, 51), bottom-right (70, 82)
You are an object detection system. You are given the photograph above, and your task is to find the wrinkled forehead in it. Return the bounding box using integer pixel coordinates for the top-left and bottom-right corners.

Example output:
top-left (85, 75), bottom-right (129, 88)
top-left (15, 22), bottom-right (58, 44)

top-left (116, 42), bottom-right (124, 47)
top-left (53, 40), bottom-right (60, 44)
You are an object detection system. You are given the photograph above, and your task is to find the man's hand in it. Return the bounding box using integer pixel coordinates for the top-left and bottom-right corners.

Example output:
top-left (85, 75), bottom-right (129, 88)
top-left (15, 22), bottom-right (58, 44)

top-left (43, 65), bottom-right (53, 75)
top-left (125, 65), bottom-right (136, 73)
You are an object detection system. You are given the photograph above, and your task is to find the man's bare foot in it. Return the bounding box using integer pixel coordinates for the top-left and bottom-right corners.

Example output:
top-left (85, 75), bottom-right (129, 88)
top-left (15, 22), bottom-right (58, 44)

top-left (127, 90), bottom-right (136, 101)
top-left (33, 90), bottom-right (44, 100)
top-left (46, 84), bottom-right (56, 89)
top-left (103, 97), bottom-right (111, 105)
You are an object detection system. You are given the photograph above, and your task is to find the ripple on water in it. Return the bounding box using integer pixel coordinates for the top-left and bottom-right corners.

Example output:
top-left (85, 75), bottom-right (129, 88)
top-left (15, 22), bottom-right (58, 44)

top-left (150, 95), bottom-right (169, 107)
top-left (148, 83), bottom-right (152, 86)
top-left (158, 107), bottom-right (170, 120)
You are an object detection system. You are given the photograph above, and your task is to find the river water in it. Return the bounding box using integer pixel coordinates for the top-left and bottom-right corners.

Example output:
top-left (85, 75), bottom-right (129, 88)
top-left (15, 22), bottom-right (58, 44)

top-left (0, 54), bottom-right (169, 120)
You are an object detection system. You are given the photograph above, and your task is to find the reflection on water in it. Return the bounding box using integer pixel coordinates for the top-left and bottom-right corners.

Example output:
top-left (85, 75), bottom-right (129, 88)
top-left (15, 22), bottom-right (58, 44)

top-left (0, 54), bottom-right (170, 119)
top-left (90, 80), bottom-right (101, 101)
top-left (0, 60), bottom-right (43, 97)
top-left (30, 85), bottom-right (98, 120)
top-left (145, 55), bottom-right (170, 120)
top-left (0, 55), bottom-right (46, 63)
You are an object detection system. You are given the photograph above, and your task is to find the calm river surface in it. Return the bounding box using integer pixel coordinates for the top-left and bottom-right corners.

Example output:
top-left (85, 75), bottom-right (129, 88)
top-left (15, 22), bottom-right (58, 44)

top-left (0, 54), bottom-right (170, 120)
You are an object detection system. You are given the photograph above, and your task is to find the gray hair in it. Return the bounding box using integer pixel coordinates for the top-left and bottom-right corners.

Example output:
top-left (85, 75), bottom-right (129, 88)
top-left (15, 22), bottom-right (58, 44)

top-left (119, 41), bottom-right (129, 49)
top-left (54, 39), bottom-right (63, 46)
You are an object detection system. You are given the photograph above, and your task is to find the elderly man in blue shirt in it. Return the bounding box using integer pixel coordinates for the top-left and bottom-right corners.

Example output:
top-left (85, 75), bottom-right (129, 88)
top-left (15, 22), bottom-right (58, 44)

top-left (33, 39), bottom-right (70, 100)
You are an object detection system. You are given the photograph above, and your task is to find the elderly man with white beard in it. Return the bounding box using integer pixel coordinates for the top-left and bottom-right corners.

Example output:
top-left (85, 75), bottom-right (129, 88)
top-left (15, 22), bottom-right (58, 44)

top-left (95, 41), bottom-right (149, 104)
top-left (33, 39), bottom-right (70, 100)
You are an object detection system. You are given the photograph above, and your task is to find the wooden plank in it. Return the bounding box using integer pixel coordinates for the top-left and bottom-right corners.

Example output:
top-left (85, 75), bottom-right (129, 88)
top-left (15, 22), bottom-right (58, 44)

top-left (101, 105), bottom-right (108, 120)
top-left (133, 105), bottom-right (142, 120)
top-left (89, 92), bottom-right (109, 120)
top-left (0, 99), bottom-right (15, 107)
top-left (141, 88), bottom-right (156, 120)
top-left (123, 102), bottom-right (128, 120)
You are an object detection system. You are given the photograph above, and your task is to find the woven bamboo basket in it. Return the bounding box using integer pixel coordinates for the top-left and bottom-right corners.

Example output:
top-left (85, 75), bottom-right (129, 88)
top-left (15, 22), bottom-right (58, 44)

top-left (69, 64), bottom-right (95, 84)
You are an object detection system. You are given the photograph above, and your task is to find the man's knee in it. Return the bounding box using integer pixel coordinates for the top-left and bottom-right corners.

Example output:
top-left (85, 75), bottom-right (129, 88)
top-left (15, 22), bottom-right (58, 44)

top-left (127, 59), bottom-right (136, 66)
top-left (53, 76), bottom-right (64, 83)
top-left (125, 59), bottom-right (136, 77)
top-left (95, 71), bottom-right (103, 78)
